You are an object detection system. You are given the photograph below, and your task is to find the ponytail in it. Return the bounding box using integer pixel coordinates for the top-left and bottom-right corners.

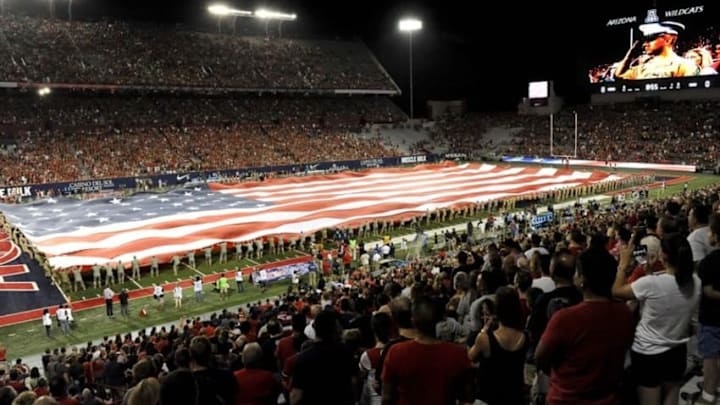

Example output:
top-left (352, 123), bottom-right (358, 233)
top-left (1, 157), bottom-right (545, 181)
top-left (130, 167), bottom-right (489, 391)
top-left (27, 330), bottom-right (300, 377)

top-left (661, 233), bottom-right (695, 295)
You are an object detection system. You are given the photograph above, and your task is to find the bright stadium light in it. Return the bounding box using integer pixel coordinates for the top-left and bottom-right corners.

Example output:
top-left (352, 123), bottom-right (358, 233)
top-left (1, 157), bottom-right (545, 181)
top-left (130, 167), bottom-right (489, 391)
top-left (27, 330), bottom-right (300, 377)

top-left (254, 8), bottom-right (297, 21)
top-left (398, 18), bottom-right (422, 119)
top-left (37, 87), bottom-right (51, 96)
top-left (398, 18), bottom-right (422, 32)
top-left (208, 4), bottom-right (253, 33)
top-left (208, 4), bottom-right (232, 16)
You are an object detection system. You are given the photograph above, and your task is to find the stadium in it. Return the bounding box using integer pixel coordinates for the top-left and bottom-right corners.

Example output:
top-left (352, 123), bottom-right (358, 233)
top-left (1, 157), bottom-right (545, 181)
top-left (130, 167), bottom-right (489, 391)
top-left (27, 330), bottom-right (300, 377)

top-left (0, 0), bottom-right (718, 404)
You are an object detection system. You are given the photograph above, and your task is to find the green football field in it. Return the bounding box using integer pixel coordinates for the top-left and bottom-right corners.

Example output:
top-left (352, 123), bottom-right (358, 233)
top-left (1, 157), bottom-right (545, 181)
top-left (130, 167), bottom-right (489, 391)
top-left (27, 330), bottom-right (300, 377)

top-left (0, 165), bottom-right (718, 360)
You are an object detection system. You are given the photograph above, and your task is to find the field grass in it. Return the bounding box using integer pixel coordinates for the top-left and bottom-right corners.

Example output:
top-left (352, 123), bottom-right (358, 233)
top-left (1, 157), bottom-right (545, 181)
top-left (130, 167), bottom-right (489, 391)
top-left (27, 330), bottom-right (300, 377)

top-left (2, 165), bottom-right (719, 359)
top-left (3, 280), bottom-right (292, 359)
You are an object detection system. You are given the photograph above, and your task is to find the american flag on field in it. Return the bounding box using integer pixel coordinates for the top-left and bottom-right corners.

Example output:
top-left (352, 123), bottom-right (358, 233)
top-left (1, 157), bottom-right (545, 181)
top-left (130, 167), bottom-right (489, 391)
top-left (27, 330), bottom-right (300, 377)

top-left (0, 163), bottom-right (625, 269)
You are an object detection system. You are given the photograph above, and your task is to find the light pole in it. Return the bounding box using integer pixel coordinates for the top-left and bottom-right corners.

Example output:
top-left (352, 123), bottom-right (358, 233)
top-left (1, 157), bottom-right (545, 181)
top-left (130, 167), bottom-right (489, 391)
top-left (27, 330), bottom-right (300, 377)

top-left (208, 4), bottom-right (254, 34)
top-left (254, 9), bottom-right (297, 39)
top-left (573, 111), bottom-right (578, 158)
top-left (398, 18), bottom-right (422, 120)
top-left (208, 4), bottom-right (231, 33)
top-left (68, 0), bottom-right (73, 21)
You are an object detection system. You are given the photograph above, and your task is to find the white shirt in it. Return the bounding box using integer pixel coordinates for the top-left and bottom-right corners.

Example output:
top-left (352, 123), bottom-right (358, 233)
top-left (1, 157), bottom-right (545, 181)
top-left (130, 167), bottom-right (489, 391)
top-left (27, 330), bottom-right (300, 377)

top-left (103, 288), bottom-right (114, 300)
top-left (360, 253), bottom-right (370, 266)
top-left (56, 308), bottom-right (67, 321)
top-left (304, 321), bottom-right (316, 340)
top-left (173, 286), bottom-right (182, 299)
top-left (193, 280), bottom-right (203, 292)
top-left (259, 270), bottom-right (268, 281)
top-left (153, 285), bottom-right (164, 296)
top-left (532, 276), bottom-right (556, 293)
top-left (236, 272), bottom-right (243, 282)
top-left (359, 350), bottom-right (381, 403)
top-left (688, 226), bottom-right (714, 263)
top-left (524, 247), bottom-right (550, 259)
top-left (631, 273), bottom-right (701, 354)
top-left (42, 313), bottom-right (52, 327)
top-left (66, 308), bottom-right (73, 322)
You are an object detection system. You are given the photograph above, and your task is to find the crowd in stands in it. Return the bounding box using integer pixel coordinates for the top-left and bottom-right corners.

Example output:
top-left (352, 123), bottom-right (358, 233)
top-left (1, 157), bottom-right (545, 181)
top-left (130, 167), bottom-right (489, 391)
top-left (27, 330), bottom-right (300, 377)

top-left (0, 95), bottom-right (405, 186)
top-left (0, 15), bottom-right (395, 91)
top-left (431, 101), bottom-right (720, 169)
top-left (0, 181), bottom-right (718, 405)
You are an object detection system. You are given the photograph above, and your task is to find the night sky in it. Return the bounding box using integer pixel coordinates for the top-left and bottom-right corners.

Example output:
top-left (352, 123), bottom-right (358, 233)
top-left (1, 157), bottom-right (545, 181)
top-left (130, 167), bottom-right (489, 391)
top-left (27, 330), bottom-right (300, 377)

top-left (6, 0), bottom-right (717, 112)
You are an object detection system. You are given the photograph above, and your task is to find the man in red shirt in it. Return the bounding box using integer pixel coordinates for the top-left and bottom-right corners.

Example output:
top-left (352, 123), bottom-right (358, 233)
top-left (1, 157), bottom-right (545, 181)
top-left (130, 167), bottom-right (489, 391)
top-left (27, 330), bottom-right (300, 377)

top-left (381, 296), bottom-right (473, 405)
top-left (535, 247), bottom-right (634, 405)
top-left (234, 343), bottom-right (281, 405)
top-left (275, 315), bottom-right (307, 372)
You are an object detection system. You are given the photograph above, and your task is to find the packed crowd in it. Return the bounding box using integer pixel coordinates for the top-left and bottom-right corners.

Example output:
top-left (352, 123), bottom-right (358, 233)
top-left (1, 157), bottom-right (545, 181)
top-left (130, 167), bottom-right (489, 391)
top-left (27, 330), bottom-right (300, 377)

top-left (428, 112), bottom-right (522, 158)
top-left (0, 16), bottom-right (395, 91)
top-left (508, 102), bottom-right (719, 167)
top-left (431, 101), bottom-right (720, 169)
top-left (2, 181), bottom-right (719, 405)
top-left (0, 95), bottom-right (405, 186)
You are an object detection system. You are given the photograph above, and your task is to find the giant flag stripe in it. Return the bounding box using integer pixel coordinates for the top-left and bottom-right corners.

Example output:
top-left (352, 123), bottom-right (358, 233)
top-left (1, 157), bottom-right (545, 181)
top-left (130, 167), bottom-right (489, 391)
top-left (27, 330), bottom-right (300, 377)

top-left (35, 170), bottom-right (607, 250)
top-left (32, 166), bottom-right (556, 242)
top-left (39, 179), bottom-right (590, 256)
top-left (33, 169), bottom-right (580, 244)
top-left (0, 163), bottom-right (626, 269)
top-left (34, 180), bottom-right (598, 267)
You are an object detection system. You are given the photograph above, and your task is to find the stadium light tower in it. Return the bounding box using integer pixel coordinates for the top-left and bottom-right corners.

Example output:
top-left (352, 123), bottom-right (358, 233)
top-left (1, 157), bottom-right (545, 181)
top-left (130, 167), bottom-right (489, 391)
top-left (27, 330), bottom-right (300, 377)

top-left (68, 0), bottom-right (73, 21)
top-left (254, 9), bottom-right (296, 38)
top-left (208, 4), bottom-right (253, 34)
top-left (398, 18), bottom-right (422, 119)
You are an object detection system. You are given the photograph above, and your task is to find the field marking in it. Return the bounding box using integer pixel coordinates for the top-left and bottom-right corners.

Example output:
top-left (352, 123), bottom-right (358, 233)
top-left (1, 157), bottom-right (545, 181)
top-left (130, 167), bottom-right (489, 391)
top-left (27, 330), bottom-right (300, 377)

top-left (182, 263), bottom-right (206, 277)
top-left (128, 278), bottom-right (143, 289)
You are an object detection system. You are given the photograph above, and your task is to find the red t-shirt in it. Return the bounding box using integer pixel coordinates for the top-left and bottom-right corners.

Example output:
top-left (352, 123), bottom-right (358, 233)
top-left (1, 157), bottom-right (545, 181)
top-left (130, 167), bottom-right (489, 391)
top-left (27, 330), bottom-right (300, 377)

top-left (627, 261), bottom-right (665, 284)
top-left (275, 336), bottom-right (297, 369)
top-left (365, 347), bottom-right (382, 370)
top-left (9, 380), bottom-right (25, 393)
top-left (34, 387), bottom-right (49, 397)
top-left (540, 301), bottom-right (634, 405)
top-left (281, 353), bottom-right (298, 391)
top-left (234, 368), bottom-right (279, 405)
top-left (382, 340), bottom-right (471, 405)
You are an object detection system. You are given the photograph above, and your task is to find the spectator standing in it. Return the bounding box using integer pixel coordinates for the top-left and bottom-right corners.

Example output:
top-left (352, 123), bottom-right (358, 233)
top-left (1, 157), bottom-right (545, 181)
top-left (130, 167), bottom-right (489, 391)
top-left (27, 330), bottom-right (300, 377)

top-left (103, 287), bottom-right (115, 318)
top-left (536, 247), bottom-right (634, 405)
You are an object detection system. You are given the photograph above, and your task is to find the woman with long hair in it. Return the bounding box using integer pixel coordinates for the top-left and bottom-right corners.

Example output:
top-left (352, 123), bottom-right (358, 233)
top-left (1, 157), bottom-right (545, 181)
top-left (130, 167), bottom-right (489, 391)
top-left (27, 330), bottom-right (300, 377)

top-left (613, 232), bottom-right (701, 405)
top-left (468, 286), bottom-right (528, 405)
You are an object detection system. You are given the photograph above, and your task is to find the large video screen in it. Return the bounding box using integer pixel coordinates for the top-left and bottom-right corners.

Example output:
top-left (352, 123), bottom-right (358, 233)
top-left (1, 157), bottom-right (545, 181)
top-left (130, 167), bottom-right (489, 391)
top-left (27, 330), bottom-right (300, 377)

top-left (528, 81), bottom-right (548, 99)
top-left (589, 4), bottom-right (720, 93)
